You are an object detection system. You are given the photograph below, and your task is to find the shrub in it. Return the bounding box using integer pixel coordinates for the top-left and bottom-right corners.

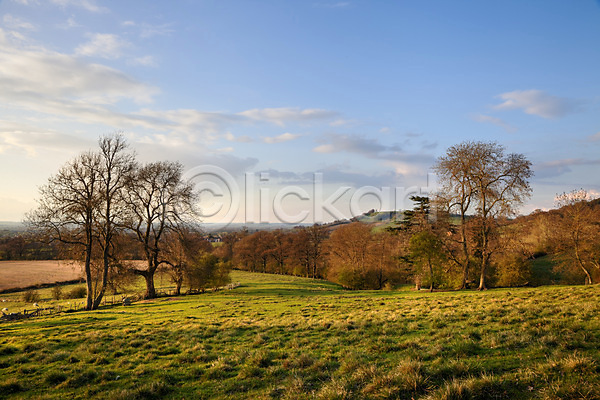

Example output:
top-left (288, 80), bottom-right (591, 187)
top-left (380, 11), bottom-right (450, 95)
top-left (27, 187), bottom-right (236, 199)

top-left (51, 286), bottom-right (63, 300)
top-left (22, 290), bottom-right (40, 303)
top-left (64, 287), bottom-right (87, 299)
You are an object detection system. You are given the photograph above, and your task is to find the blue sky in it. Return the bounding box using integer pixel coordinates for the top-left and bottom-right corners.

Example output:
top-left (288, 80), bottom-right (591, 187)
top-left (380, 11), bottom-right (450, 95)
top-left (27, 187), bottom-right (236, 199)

top-left (1, 0), bottom-right (599, 223)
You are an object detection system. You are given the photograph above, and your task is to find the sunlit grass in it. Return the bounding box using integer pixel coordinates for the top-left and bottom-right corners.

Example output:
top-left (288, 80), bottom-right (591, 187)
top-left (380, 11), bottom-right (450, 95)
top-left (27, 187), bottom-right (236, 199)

top-left (1, 271), bottom-right (599, 399)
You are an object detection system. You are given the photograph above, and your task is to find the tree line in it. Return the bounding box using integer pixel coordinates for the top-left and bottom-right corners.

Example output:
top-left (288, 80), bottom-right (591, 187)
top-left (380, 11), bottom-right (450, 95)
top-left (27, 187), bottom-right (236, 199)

top-left (222, 141), bottom-right (599, 290)
top-left (18, 136), bottom-right (600, 310)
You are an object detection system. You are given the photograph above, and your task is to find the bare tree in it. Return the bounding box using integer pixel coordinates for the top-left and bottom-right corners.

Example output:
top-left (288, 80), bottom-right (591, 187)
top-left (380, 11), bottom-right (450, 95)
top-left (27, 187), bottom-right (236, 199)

top-left (123, 161), bottom-right (197, 298)
top-left (27, 134), bottom-right (135, 309)
top-left (93, 133), bottom-right (135, 308)
top-left (434, 142), bottom-right (476, 289)
top-left (27, 151), bottom-right (102, 310)
top-left (554, 190), bottom-right (599, 284)
top-left (434, 141), bottom-right (532, 290)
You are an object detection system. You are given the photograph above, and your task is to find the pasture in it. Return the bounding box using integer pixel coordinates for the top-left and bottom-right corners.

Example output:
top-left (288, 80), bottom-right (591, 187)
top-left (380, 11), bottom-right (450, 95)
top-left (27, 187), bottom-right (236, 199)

top-left (0, 271), bottom-right (599, 399)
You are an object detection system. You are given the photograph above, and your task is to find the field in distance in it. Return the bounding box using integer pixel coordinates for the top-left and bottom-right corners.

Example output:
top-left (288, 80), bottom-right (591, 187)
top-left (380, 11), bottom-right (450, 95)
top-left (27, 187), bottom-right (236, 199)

top-left (0, 261), bottom-right (82, 291)
top-left (1, 271), bottom-right (599, 399)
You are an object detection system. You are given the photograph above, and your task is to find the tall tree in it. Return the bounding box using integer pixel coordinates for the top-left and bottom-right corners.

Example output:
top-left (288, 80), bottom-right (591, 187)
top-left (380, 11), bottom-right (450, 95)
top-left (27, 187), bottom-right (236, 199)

top-left (434, 141), bottom-right (532, 290)
top-left (93, 133), bottom-right (135, 308)
top-left (123, 161), bottom-right (197, 298)
top-left (28, 151), bottom-right (101, 309)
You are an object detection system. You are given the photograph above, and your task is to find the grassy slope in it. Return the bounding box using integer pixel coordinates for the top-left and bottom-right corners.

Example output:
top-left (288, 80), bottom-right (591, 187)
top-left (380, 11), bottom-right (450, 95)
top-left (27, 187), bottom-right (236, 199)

top-left (1, 271), bottom-right (599, 399)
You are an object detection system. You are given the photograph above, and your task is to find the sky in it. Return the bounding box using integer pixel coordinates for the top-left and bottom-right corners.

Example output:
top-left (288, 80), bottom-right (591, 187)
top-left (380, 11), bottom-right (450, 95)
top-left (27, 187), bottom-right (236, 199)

top-left (1, 0), bottom-right (600, 225)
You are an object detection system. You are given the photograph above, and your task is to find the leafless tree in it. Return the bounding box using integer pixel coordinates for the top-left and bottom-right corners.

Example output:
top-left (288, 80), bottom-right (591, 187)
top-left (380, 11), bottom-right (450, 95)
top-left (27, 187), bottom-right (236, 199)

top-left (27, 151), bottom-right (101, 309)
top-left (123, 161), bottom-right (197, 298)
top-left (27, 133), bottom-right (136, 309)
top-left (434, 141), bottom-right (532, 290)
top-left (93, 133), bottom-right (135, 308)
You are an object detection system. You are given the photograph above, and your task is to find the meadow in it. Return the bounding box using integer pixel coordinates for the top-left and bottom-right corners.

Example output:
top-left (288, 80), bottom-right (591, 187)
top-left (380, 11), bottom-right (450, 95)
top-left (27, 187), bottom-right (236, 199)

top-left (0, 271), bottom-right (599, 399)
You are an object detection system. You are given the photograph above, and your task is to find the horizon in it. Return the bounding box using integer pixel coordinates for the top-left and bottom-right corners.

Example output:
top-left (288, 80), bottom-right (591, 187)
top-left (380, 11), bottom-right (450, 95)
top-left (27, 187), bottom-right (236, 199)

top-left (1, 1), bottom-right (599, 223)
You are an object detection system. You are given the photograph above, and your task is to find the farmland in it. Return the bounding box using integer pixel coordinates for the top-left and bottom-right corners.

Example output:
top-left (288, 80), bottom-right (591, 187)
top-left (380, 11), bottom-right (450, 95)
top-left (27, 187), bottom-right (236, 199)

top-left (0, 261), bottom-right (82, 292)
top-left (1, 271), bottom-right (599, 399)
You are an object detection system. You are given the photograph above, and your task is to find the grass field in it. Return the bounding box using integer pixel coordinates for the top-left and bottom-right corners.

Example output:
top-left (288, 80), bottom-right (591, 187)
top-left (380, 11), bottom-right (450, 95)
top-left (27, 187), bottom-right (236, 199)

top-left (0, 261), bottom-right (83, 292)
top-left (1, 271), bottom-right (599, 399)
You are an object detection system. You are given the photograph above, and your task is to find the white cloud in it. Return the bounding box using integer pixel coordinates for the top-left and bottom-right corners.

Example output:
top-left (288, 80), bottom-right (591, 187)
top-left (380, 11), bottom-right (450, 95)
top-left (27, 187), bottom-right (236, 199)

top-left (493, 89), bottom-right (578, 119)
top-left (239, 107), bottom-right (338, 126)
top-left (0, 40), bottom-right (157, 105)
top-left (312, 133), bottom-right (401, 159)
top-left (50, 0), bottom-right (107, 13)
top-left (0, 33), bottom-right (343, 154)
top-left (263, 132), bottom-right (302, 144)
top-left (75, 33), bottom-right (131, 59)
top-left (132, 109), bottom-right (242, 141)
top-left (3, 14), bottom-right (36, 31)
top-left (313, 144), bottom-right (336, 153)
top-left (129, 55), bottom-right (157, 67)
top-left (10, 0), bottom-right (38, 5)
top-left (57, 17), bottom-right (82, 29)
top-left (120, 20), bottom-right (174, 38)
top-left (0, 125), bottom-right (93, 156)
top-left (472, 113), bottom-right (516, 133)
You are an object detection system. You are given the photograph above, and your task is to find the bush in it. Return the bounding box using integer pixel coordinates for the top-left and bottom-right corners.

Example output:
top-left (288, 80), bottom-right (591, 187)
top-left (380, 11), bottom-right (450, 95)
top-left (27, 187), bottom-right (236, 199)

top-left (64, 287), bottom-right (87, 299)
top-left (51, 286), bottom-right (63, 300)
top-left (22, 290), bottom-right (40, 303)
top-left (495, 254), bottom-right (532, 287)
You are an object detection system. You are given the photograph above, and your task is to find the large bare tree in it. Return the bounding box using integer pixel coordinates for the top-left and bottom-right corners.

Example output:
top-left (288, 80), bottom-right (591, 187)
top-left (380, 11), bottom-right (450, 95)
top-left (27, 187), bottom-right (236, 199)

top-left (27, 133), bottom-right (134, 309)
top-left (93, 133), bottom-right (135, 308)
top-left (28, 151), bottom-right (101, 310)
top-left (434, 141), bottom-right (532, 290)
top-left (123, 161), bottom-right (197, 298)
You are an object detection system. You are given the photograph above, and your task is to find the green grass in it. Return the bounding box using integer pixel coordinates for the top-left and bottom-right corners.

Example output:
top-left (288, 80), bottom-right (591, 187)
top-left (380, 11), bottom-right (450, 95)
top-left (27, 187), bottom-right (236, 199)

top-left (1, 271), bottom-right (599, 399)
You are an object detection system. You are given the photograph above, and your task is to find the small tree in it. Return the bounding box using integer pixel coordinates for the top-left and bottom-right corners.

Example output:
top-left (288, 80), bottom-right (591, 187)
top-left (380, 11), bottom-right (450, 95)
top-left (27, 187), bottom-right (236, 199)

top-left (186, 253), bottom-right (231, 292)
top-left (553, 190), bottom-right (599, 284)
top-left (162, 227), bottom-right (212, 295)
top-left (409, 230), bottom-right (445, 292)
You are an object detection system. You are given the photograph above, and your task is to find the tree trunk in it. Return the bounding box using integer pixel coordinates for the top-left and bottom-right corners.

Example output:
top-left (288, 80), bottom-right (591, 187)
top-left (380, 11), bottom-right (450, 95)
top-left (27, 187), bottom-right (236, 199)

top-left (478, 251), bottom-right (488, 291)
top-left (84, 229), bottom-right (94, 311)
top-left (428, 259), bottom-right (434, 292)
top-left (459, 213), bottom-right (469, 289)
top-left (143, 272), bottom-right (156, 299)
top-left (575, 246), bottom-right (594, 285)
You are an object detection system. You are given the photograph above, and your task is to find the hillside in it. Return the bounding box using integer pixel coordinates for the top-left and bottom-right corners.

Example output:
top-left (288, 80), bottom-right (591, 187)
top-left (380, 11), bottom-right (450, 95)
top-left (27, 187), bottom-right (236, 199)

top-left (1, 271), bottom-right (599, 399)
